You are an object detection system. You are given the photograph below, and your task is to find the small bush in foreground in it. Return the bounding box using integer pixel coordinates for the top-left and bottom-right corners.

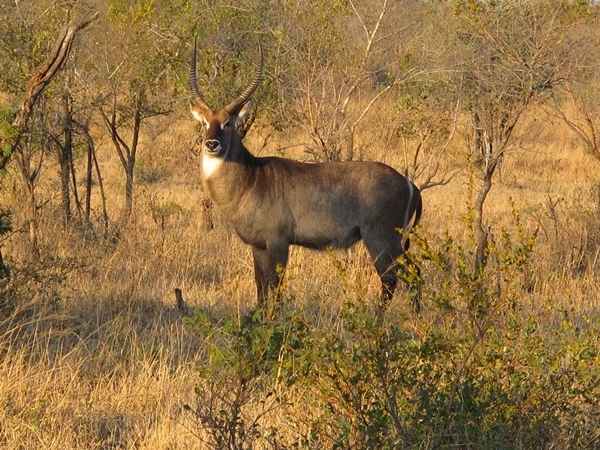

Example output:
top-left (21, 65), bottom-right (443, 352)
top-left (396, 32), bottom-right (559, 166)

top-left (183, 303), bottom-right (310, 449)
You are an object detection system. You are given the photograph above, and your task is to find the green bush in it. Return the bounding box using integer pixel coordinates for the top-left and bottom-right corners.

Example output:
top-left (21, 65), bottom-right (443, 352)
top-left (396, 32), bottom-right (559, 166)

top-left (183, 303), bottom-right (310, 449)
top-left (183, 204), bottom-right (600, 449)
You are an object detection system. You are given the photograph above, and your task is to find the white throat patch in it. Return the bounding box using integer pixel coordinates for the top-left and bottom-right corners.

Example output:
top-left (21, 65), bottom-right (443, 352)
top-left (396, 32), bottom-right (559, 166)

top-left (202, 153), bottom-right (223, 178)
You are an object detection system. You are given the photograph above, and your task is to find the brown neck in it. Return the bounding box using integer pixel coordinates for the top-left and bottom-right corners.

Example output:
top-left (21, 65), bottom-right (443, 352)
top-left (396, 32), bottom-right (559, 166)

top-left (203, 142), bottom-right (257, 215)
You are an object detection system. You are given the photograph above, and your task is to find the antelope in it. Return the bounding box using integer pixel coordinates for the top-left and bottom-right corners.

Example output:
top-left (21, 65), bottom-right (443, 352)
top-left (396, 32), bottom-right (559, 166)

top-left (189, 41), bottom-right (423, 312)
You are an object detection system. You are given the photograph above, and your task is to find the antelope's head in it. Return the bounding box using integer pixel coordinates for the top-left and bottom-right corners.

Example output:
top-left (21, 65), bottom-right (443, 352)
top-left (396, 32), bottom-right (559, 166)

top-left (189, 40), bottom-right (263, 160)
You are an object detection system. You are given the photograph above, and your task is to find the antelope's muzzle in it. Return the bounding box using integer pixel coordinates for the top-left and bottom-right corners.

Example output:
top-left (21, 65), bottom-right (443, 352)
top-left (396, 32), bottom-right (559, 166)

top-left (204, 139), bottom-right (221, 154)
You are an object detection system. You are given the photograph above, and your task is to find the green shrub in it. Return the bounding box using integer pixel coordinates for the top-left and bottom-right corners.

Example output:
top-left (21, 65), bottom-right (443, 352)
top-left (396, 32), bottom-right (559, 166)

top-left (183, 303), bottom-right (310, 449)
top-left (182, 202), bottom-right (600, 449)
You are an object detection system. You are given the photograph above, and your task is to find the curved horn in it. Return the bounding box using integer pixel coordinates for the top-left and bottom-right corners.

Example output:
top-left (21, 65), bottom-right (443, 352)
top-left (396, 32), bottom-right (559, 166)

top-left (189, 39), bottom-right (211, 111)
top-left (224, 41), bottom-right (264, 114)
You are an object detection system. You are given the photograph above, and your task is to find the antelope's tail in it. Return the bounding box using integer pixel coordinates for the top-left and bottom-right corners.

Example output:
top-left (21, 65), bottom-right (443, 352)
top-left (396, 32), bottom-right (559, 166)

top-left (403, 182), bottom-right (422, 252)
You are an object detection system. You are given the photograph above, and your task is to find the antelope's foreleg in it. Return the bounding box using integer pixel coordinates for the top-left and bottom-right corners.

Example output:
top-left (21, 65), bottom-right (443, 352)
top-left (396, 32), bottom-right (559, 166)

top-left (251, 244), bottom-right (289, 306)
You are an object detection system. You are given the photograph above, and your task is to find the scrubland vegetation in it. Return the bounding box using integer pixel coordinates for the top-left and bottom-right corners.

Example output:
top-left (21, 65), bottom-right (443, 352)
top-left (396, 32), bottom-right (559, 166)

top-left (1, 0), bottom-right (600, 448)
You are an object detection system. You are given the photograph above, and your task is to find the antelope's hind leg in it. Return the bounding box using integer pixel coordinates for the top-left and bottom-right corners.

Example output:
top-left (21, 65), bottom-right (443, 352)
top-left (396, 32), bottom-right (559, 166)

top-left (363, 234), bottom-right (422, 313)
top-left (363, 236), bottom-right (400, 310)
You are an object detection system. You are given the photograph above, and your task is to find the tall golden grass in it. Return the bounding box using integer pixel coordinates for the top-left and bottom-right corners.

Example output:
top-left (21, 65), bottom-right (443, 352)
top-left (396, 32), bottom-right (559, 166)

top-left (1, 105), bottom-right (599, 448)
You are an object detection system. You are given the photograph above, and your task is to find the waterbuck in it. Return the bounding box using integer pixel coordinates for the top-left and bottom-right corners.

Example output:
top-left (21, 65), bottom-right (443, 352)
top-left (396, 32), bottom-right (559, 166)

top-left (189, 41), bottom-right (423, 312)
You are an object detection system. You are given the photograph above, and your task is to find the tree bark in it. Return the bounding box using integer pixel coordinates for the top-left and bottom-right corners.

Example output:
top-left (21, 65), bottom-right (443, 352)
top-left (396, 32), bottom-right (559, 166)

top-left (473, 172), bottom-right (493, 274)
top-left (123, 104), bottom-right (141, 223)
top-left (14, 129), bottom-right (44, 262)
top-left (93, 148), bottom-right (110, 237)
top-left (84, 130), bottom-right (93, 226)
top-left (59, 93), bottom-right (73, 225)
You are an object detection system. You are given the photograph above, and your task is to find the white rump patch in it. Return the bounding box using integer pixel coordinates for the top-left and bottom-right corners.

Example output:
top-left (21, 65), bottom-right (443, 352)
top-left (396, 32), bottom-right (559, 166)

top-left (202, 153), bottom-right (223, 178)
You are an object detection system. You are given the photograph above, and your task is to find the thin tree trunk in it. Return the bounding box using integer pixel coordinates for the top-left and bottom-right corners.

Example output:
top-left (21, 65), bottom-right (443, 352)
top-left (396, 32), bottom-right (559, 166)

top-left (25, 181), bottom-right (39, 261)
top-left (85, 131), bottom-right (93, 225)
top-left (473, 173), bottom-right (492, 274)
top-left (59, 93), bottom-right (72, 226)
top-left (471, 113), bottom-right (500, 276)
top-left (123, 170), bottom-right (134, 223)
top-left (70, 146), bottom-right (83, 220)
top-left (91, 138), bottom-right (109, 237)
top-left (123, 102), bottom-right (142, 223)
top-left (14, 131), bottom-right (43, 262)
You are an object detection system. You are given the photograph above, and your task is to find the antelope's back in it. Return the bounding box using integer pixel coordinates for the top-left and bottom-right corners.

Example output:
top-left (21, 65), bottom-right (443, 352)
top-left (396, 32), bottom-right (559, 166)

top-left (265, 158), bottom-right (414, 235)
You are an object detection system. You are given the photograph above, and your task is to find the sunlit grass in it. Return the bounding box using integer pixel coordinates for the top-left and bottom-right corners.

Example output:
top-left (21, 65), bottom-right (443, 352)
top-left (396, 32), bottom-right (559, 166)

top-left (1, 113), bottom-right (599, 448)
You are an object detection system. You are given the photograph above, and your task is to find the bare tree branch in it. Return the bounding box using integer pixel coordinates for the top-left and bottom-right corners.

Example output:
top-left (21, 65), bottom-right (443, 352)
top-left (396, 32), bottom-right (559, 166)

top-left (1, 12), bottom-right (99, 170)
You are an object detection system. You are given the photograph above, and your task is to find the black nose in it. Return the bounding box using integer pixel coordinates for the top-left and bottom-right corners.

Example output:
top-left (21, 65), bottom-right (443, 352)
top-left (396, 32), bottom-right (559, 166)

top-left (204, 139), bottom-right (220, 151)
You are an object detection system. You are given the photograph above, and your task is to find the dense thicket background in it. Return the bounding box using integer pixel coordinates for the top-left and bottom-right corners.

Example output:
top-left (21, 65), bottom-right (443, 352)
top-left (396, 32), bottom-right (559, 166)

top-left (1, 1), bottom-right (600, 448)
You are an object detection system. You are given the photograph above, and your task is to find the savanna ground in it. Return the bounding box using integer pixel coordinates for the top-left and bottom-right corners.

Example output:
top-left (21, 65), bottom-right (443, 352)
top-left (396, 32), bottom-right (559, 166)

top-left (1, 104), bottom-right (600, 450)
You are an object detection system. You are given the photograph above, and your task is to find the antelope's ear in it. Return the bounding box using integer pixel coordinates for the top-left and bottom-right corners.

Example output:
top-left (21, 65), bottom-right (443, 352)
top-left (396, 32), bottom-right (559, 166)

top-left (190, 102), bottom-right (207, 123)
top-left (234, 99), bottom-right (252, 123)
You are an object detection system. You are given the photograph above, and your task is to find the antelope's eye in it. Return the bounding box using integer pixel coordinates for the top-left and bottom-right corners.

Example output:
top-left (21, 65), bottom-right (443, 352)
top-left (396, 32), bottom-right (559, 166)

top-left (222, 120), bottom-right (231, 129)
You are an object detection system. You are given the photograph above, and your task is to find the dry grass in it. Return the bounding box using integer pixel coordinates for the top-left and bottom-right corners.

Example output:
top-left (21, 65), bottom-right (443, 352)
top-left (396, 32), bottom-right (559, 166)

top-left (0, 283), bottom-right (202, 448)
top-left (1, 109), bottom-right (600, 448)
